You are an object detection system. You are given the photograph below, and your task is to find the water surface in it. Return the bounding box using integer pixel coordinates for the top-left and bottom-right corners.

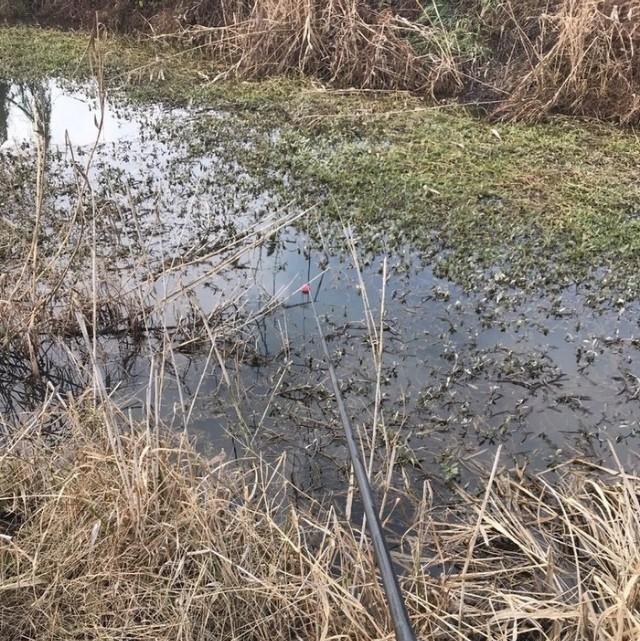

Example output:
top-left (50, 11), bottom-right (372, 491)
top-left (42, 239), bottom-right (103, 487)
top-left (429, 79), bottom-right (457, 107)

top-left (1, 78), bottom-right (638, 494)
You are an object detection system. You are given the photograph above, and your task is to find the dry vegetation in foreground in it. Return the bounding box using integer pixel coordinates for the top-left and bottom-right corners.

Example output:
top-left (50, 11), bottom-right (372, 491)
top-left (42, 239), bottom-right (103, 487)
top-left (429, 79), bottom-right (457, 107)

top-left (0, 395), bottom-right (639, 640)
top-left (6, 0), bottom-right (640, 123)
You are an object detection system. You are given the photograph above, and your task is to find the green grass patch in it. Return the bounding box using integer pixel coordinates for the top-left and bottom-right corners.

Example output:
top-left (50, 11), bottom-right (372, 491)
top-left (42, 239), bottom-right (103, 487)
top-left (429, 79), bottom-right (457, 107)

top-left (0, 24), bottom-right (203, 93)
top-left (0, 25), bottom-right (89, 78)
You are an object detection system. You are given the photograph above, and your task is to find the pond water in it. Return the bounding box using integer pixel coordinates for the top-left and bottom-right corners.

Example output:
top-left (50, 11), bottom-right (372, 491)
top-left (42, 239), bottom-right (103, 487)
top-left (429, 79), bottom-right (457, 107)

top-left (1, 79), bottom-right (639, 494)
top-left (0, 80), bottom-right (146, 148)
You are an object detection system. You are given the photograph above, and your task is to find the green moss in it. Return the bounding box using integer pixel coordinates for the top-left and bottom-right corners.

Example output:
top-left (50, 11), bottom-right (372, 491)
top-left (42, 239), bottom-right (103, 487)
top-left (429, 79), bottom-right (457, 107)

top-left (0, 25), bottom-right (88, 78)
top-left (0, 24), bottom-right (200, 90)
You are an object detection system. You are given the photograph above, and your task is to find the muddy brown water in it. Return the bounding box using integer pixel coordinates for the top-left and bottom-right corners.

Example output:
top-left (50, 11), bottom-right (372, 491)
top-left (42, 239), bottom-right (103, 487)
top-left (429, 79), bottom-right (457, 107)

top-left (1, 79), bottom-right (639, 496)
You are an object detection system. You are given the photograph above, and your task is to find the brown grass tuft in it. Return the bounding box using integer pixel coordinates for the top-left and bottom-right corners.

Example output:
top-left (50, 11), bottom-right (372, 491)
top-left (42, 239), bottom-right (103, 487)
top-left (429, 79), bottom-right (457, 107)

top-left (487, 0), bottom-right (640, 123)
top-left (166, 0), bottom-right (463, 96)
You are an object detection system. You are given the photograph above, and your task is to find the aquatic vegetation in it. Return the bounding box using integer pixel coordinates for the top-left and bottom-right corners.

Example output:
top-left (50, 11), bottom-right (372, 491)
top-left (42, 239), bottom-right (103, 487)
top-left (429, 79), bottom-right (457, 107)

top-left (183, 88), bottom-right (640, 295)
top-left (2, 23), bottom-right (638, 298)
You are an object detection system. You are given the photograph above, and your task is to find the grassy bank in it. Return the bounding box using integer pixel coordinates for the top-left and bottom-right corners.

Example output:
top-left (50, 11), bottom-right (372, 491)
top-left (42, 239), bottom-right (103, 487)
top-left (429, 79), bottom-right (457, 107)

top-left (1, 397), bottom-right (639, 641)
top-left (5, 1), bottom-right (640, 125)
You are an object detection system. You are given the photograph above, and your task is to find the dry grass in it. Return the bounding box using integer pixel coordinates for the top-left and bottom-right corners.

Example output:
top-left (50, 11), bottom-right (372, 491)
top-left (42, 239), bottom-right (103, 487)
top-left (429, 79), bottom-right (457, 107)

top-left (177, 0), bottom-right (462, 96)
top-left (0, 397), bottom-right (396, 641)
top-left (22, 0), bottom-right (463, 96)
top-left (486, 0), bottom-right (640, 123)
top-left (20, 0), bottom-right (640, 122)
top-left (446, 463), bottom-right (640, 640)
top-left (1, 396), bottom-right (639, 640)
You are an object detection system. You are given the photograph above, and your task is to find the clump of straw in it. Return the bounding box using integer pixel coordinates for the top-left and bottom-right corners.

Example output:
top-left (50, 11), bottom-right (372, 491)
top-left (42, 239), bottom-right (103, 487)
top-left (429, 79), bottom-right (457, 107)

top-left (487, 0), bottom-right (640, 123)
top-left (1, 394), bottom-right (639, 640)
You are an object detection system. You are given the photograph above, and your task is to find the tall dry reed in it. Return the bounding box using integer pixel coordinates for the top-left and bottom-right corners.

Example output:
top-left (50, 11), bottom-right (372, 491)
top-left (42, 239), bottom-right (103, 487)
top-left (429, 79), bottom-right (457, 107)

top-left (486, 0), bottom-right (640, 122)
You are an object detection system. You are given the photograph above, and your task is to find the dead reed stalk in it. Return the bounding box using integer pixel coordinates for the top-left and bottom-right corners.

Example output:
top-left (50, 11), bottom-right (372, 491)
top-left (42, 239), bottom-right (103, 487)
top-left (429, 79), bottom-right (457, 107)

top-left (488, 0), bottom-right (640, 123)
top-left (175, 0), bottom-right (462, 96)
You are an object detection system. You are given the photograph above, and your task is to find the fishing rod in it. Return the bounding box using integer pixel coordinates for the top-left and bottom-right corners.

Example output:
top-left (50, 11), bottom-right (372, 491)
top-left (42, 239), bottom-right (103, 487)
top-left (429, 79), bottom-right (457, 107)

top-left (310, 299), bottom-right (417, 641)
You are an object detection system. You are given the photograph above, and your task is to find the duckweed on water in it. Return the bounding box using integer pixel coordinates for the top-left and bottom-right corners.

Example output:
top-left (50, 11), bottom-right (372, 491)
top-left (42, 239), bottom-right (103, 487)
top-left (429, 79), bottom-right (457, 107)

top-left (186, 97), bottom-right (640, 295)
